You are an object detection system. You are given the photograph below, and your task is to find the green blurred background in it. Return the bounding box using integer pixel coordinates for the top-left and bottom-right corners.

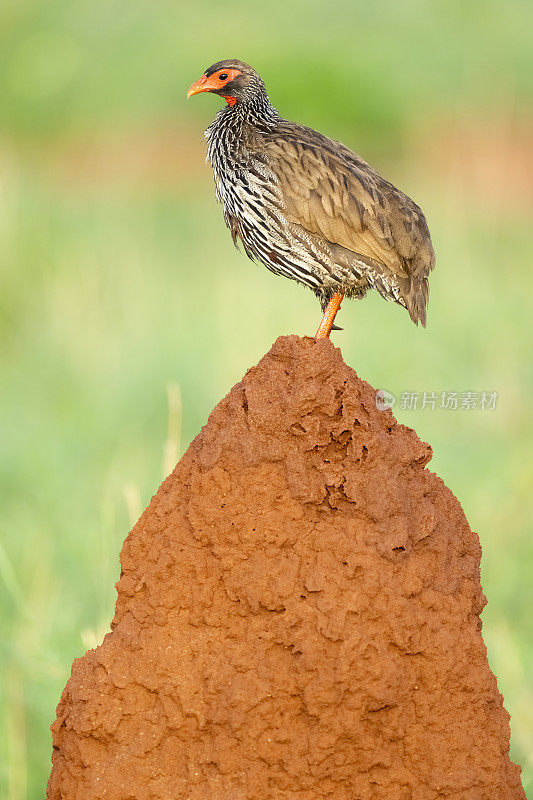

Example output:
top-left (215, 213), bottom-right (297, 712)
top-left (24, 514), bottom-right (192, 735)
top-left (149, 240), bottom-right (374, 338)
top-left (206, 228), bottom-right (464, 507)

top-left (1, 0), bottom-right (532, 796)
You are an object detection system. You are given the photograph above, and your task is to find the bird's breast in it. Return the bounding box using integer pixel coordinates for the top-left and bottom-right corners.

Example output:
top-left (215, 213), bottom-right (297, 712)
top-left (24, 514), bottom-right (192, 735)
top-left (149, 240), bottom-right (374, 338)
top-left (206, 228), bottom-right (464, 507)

top-left (212, 151), bottom-right (283, 229)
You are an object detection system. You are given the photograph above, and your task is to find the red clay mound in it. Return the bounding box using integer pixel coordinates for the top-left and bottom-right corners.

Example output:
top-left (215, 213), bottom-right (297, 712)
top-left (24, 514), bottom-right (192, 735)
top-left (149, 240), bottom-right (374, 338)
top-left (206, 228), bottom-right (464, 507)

top-left (47, 335), bottom-right (525, 799)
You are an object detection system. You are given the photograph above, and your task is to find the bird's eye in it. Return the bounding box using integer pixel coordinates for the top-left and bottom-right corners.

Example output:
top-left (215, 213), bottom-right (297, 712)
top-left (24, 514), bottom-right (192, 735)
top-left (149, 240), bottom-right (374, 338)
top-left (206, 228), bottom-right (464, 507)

top-left (218, 73), bottom-right (229, 81)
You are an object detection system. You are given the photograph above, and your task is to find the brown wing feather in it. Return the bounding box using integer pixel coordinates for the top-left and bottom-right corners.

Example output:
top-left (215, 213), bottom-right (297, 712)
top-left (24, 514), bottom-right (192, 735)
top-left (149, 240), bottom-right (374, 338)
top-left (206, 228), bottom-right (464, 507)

top-left (259, 124), bottom-right (435, 323)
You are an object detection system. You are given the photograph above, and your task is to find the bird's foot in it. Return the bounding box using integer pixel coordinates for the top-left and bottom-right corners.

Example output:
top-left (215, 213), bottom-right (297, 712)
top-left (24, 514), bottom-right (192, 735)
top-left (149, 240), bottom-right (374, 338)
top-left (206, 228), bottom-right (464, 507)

top-left (315, 293), bottom-right (344, 339)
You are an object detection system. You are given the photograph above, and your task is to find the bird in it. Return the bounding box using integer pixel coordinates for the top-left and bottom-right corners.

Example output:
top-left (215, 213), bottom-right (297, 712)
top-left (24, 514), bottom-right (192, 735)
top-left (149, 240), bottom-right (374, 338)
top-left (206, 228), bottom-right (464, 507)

top-left (187, 59), bottom-right (435, 338)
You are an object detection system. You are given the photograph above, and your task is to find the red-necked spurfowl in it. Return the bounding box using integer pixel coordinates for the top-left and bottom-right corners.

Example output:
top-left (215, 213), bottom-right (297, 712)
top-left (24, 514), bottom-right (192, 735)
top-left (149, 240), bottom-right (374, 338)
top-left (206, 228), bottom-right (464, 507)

top-left (187, 60), bottom-right (435, 338)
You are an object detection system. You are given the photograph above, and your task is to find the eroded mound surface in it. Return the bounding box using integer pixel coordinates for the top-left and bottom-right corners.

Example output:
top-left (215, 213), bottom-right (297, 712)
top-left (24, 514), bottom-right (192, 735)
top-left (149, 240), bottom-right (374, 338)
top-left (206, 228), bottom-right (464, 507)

top-left (48, 336), bottom-right (525, 799)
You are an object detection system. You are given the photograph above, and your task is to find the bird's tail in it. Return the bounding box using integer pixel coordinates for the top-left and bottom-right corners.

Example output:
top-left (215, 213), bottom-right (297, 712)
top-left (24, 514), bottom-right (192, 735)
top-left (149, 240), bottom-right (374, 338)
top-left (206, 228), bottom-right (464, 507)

top-left (404, 276), bottom-right (429, 327)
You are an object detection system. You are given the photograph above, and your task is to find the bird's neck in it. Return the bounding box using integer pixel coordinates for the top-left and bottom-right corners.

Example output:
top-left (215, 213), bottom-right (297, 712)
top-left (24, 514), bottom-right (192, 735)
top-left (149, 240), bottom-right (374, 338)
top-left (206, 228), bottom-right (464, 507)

top-left (240, 93), bottom-right (280, 127)
top-left (205, 96), bottom-right (280, 166)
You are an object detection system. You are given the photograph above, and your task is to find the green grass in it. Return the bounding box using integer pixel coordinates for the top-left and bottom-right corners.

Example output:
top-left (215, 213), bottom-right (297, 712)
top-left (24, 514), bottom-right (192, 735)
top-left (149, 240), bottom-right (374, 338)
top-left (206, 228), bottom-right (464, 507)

top-left (1, 0), bottom-right (532, 796)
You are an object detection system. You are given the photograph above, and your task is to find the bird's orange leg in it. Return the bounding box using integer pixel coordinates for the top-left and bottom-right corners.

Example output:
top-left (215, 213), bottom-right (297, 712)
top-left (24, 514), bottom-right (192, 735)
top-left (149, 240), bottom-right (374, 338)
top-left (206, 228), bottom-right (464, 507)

top-left (315, 293), bottom-right (344, 339)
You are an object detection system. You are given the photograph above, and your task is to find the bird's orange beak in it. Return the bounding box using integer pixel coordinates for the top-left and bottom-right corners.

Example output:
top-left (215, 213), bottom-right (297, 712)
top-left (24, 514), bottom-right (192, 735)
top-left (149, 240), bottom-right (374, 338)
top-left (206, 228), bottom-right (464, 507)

top-left (187, 73), bottom-right (219, 99)
top-left (187, 68), bottom-right (242, 99)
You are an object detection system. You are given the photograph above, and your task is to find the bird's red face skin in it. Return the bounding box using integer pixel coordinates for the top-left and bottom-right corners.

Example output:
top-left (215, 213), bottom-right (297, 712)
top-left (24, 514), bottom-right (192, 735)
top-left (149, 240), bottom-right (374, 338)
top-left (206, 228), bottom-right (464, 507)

top-left (187, 68), bottom-right (243, 106)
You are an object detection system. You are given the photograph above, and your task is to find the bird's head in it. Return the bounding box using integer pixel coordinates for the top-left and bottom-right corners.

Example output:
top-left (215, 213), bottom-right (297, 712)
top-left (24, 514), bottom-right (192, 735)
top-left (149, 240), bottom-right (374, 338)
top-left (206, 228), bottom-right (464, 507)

top-left (187, 59), bottom-right (266, 107)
